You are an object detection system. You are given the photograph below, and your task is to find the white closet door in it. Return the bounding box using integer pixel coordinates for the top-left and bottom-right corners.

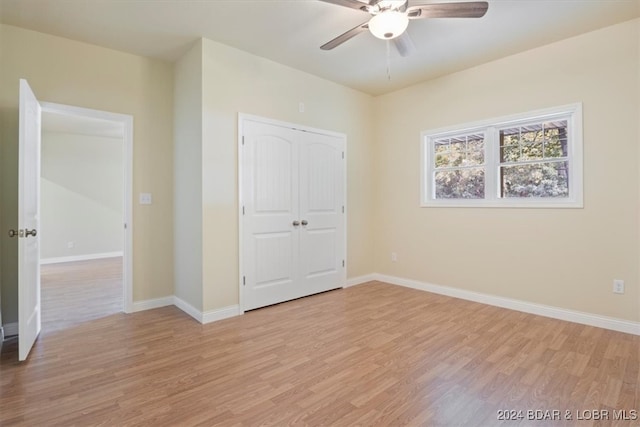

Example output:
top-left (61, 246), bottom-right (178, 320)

top-left (298, 131), bottom-right (345, 296)
top-left (241, 118), bottom-right (345, 311)
top-left (242, 120), bottom-right (300, 311)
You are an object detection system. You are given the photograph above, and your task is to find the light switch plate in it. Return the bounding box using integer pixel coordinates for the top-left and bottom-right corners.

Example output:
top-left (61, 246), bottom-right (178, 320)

top-left (139, 193), bottom-right (152, 205)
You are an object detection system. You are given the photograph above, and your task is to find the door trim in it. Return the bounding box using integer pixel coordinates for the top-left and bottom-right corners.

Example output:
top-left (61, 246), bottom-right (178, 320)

top-left (237, 113), bottom-right (347, 313)
top-left (40, 102), bottom-right (134, 313)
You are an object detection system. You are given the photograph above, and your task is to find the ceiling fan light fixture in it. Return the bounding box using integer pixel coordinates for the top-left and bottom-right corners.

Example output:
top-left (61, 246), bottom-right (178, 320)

top-left (368, 11), bottom-right (409, 40)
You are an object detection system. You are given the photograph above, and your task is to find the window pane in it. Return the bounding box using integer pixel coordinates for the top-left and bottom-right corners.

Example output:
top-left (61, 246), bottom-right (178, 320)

top-left (500, 145), bottom-right (519, 162)
top-left (435, 168), bottom-right (485, 199)
top-left (450, 150), bottom-right (464, 167)
top-left (501, 161), bottom-right (569, 198)
top-left (501, 133), bottom-right (519, 146)
top-left (435, 153), bottom-right (449, 168)
top-left (543, 121), bottom-right (568, 158)
top-left (466, 136), bottom-right (484, 165)
top-left (451, 138), bottom-right (465, 153)
top-left (466, 149), bottom-right (484, 166)
top-left (467, 138), bottom-right (484, 151)
top-left (435, 141), bottom-right (449, 154)
top-left (521, 126), bottom-right (542, 145)
top-left (520, 142), bottom-right (543, 161)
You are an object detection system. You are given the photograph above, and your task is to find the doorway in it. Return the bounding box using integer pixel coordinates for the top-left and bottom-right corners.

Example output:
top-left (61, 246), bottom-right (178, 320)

top-left (39, 102), bottom-right (133, 332)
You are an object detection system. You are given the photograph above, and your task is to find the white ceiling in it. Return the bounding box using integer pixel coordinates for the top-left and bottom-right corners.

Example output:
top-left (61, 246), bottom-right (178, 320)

top-left (1, 0), bottom-right (638, 95)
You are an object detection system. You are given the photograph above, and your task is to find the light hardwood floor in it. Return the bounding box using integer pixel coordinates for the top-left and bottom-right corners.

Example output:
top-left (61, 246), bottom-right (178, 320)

top-left (1, 278), bottom-right (638, 426)
top-left (40, 257), bottom-right (123, 333)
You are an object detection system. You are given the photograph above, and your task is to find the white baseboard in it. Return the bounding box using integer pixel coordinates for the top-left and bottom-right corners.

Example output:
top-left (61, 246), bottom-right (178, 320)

top-left (2, 322), bottom-right (19, 338)
top-left (22, 272), bottom-right (636, 335)
top-left (202, 305), bottom-right (241, 324)
top-left (131, 296), bottom-right (174, 313)
top-left (344, 274), bottom-right (377, 288)
top-left (173, 296), bottom-right (203, 322)
top-left (41, 251), bottom-right (123, 265)
top-left (138, 295), bottom-right (240, 325)
top-left (173, 296), bottom-right (241, 324)
top-left (375, 273), bottom-right (640, 336)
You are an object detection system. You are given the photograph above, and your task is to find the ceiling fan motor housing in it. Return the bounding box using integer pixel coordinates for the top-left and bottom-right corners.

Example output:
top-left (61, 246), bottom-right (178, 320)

top-left (368, 10), bottom-right (410, 40)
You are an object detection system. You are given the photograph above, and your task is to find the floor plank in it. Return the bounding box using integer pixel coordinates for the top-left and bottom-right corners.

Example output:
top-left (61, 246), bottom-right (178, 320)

top-left (1, 281), bottom-right (638, 426)
top-left (40, 257), bottom-right (123, 333)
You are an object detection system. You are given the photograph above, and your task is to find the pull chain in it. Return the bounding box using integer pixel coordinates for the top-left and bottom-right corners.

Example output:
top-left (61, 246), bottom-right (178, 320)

top-left (386, 40), bottom-right (392, 81)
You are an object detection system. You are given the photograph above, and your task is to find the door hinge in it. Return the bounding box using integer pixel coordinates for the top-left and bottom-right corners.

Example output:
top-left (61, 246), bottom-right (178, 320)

top-left (342, 151), bottom-right (344, 159)
top-left (342, 260), bottom-right (345, 268)
top-left (242, 136), bottom-right (245, 145)
top-left (242, 206), bottom-right (245, 215)
top-left (124, 223), bottom-right (127, 229)
top-left (342, 206), bottom-right (344, 214)
top-left (243, 276), bottom-right (246, 286)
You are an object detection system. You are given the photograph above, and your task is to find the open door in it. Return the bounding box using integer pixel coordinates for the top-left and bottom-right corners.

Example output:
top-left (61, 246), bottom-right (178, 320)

top-left (16, 79), bottom-right (42, 361)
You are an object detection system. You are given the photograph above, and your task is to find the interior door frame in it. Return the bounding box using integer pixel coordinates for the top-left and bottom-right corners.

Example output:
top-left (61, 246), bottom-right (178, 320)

top-left (237, 113), bottom-right (347, 313)
top-left (40, 102), bottom-right (134, 313)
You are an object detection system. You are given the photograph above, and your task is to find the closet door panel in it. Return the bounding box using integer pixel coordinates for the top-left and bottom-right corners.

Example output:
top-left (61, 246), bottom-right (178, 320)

top-left (298, 132), bottom-right (345, 295)
top-left (242, 121), bottom-right (300, 311)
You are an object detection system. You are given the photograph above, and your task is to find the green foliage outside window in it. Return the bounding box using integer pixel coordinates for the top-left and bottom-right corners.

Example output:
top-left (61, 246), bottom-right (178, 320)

top-left (432, 121), bottom-right (569, 200)
top-left (499, 121), bottom-right (569, 198)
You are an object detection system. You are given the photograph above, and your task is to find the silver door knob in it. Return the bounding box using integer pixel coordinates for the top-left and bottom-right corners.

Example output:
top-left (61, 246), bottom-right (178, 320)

top-left (25, 229), bottom-right (37, 237)
top-left (301, 220), bottom-right (308, 226)
top-left (292, 220), bottom-right (300, 227)
top-left (8, 229), bottom-right (18, 238)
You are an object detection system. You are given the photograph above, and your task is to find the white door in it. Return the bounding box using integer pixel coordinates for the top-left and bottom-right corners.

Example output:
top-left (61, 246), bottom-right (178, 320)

top-left (298, 131), bottom-right (345, 296)
top-left (17, 79), bottom-right (42, 361)
top-left (241, 118), bottom-right (345, 311)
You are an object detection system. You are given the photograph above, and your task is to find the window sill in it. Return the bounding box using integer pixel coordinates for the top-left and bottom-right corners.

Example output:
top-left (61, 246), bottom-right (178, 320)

top-left (420, 199), bottom-right (583, 209)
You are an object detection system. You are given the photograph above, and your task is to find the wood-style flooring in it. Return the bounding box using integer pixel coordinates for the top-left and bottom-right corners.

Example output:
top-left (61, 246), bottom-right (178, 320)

top-left (40, 257), bottom-right (123, 333)
top-left (1, 278), bottom-right (638, 426)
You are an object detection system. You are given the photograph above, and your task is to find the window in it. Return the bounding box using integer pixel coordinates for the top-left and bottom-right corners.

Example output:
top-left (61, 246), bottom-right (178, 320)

top-left (421, 104), bottom-right (583, 208)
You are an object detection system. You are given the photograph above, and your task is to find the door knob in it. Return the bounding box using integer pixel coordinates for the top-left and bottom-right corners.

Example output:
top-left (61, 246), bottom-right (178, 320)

top-left (292, 220), bottom-right (300, 227)
top-left (301, 220), bottom-right (308, 226)
top-left (8, 229), bottom-right (35, 238)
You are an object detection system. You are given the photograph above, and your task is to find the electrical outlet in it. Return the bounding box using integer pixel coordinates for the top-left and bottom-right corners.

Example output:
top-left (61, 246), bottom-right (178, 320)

top-left (67, 241), bottom-right (74, 249)
top-left (391, 252), bottom-right (397, 262)
top-left (139, 193), bottom-right (152, 205)
top-left (299, 102), bottom-right (305, 113)
top-left (613, 279), bottom-right (625, 294)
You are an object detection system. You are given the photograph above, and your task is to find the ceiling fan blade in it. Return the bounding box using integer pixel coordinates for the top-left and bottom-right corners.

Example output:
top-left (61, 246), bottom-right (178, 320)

top-left (393, 31), bottom-right (416, 57)
top-left (406, 1), bottom-right (488, 19)
top-left (321, 21), bottom-right (370, 50)
top-left (317, 0), bottom-right (374, 11)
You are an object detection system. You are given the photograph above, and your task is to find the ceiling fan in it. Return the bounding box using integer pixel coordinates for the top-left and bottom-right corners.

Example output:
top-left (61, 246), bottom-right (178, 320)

top-left (319, 0), bottom-right (489, 56)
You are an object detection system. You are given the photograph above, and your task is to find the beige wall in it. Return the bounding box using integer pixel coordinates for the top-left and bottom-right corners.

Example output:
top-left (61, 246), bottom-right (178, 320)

top-left (41, 132), bottom-right (123, 259)
top-left (373, 19), bottom-right (640, 322)
top-left (173, 40), bottom-right (204, 311)
top-left (0, 24), bottom-right (174, 323)
top-left (200, 38), bottom-right (375, 311)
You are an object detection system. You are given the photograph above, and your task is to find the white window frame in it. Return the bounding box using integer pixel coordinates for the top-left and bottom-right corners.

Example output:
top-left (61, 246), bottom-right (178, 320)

top-left (421, 103), bottom-right (583, 208)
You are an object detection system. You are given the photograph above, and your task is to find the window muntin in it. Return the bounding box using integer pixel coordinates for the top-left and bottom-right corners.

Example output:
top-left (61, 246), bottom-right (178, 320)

top-left (421, 104), bottom-right (582, 208)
